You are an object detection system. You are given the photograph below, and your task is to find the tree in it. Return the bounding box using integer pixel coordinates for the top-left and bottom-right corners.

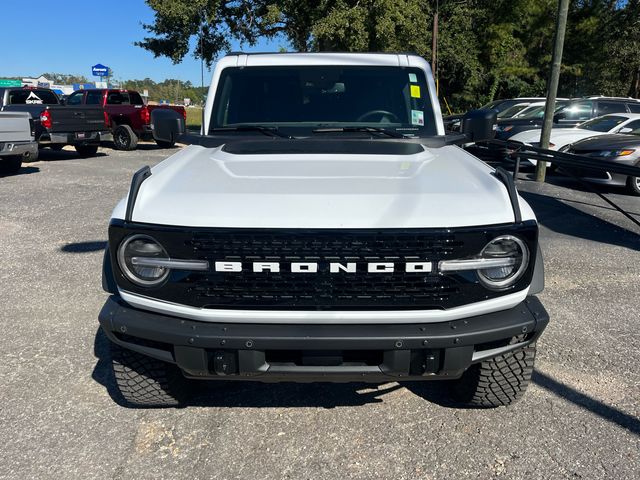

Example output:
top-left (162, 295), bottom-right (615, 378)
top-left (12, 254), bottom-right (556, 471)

top-left (137, 0), bottom-right (640, 113)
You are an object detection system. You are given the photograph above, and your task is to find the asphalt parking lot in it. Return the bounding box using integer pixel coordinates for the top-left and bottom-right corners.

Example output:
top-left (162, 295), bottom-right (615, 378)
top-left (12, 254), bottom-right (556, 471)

top-left (0, 144), bottom-right (638, 479)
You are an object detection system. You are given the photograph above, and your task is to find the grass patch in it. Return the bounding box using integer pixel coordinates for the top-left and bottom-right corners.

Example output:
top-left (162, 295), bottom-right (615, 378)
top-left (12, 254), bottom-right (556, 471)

top-left (186, 107), bottom-right (203, 132)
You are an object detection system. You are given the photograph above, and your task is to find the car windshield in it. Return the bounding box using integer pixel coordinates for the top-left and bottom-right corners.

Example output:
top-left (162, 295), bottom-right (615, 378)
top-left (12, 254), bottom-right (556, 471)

top-left (578, 115), bottom-right (627, 132)
top-left (498, 104), bottom-right (529, 119)
top-left (515, 103), bottom-right (566, 119)
top-left (210, 66), bottom-right (438, 136)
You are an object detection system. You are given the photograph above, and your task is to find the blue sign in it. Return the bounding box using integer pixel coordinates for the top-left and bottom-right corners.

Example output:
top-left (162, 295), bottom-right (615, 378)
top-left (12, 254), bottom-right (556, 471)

top-left (73, 83), bottom-right (96, 91)
top-left (92, 64), bottom-right (110, 77)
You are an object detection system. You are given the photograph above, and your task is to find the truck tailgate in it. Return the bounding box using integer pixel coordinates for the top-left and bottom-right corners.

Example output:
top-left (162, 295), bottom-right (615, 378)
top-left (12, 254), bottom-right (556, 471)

top-left (48, 106), bottom-right (105, 133)
top-left (0, 112), bottom-right (32, 142)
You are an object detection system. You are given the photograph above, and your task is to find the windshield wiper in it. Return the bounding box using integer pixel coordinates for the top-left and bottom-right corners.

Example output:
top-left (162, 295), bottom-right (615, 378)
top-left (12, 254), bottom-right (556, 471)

top-left (209, 126), bottom-right (291, 138)
top-left (312, 126), bottom-right (407, 138)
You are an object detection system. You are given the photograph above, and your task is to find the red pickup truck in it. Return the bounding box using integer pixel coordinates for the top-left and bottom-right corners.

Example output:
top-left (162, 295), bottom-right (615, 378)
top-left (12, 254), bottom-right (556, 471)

top-left (65, 89), bottom-right (186, 150)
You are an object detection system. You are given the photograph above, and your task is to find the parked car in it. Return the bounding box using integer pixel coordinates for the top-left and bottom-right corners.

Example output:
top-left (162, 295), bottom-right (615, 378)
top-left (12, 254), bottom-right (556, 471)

top-left (0, 87), bottom-right (106, 157)
top-left (560, 128), bottom-right (640, 195)
top-left (65, 89), bottom-right (187, 150)
top-left (494, 100), bottom-right (571, 140)
top-left (99, 52), bottom-right (548, 408)
top-left (444, 97), bottom-right (550, 131)
top-left (0, 111), bottom-right (38, 174)
top-left (511, 112), bottom-right (640, 152)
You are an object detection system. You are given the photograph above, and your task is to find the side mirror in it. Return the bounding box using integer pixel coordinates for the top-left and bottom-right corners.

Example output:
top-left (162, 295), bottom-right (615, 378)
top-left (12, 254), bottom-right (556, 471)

top-left (462, 109), bottom-right (497, 142)
top-left (553, 111), bottom-right (565, 123)
top-left (151, 108), bottom-right (186, 145)
top-left (619, 127), bottom-right (633, 134)
top-left (59, 97), bottom-right (66, 105)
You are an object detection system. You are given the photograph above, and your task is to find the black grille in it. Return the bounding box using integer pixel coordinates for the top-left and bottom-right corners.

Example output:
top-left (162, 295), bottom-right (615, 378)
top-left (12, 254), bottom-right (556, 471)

top-left (109, 221), bottom-right (538, 310)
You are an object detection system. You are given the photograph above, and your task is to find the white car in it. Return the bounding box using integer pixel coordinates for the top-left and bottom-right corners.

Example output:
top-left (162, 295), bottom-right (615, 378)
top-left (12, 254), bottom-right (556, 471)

top-left (98, 52), bottom-right (548, 409)
top-left (510, 113), bottom-right (640, 166)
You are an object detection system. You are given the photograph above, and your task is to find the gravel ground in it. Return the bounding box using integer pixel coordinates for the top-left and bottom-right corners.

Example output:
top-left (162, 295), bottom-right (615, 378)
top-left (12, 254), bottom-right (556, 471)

top-left (0, 144), bottom-right (638, 479)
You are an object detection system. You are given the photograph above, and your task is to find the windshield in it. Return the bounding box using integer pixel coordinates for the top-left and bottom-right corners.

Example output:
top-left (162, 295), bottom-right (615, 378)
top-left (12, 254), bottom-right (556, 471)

top-left (514, 103), bottom-right (566, 119)
top-left (578, 115), bottom-right (627, 132)
top-left (498, 104), bottom-right (529, 119)
top-left (210, 66), bottom-right (438, 136)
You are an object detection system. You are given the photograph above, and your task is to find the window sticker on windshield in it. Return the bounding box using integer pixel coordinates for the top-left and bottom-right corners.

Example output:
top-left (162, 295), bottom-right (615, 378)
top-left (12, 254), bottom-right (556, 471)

top-left (25, 92), bottom-right (43, 104)
top-left (410, 85), bottom-right (421, 98)
top-left (408, 73), bottom-right (417, 83)
top-left (411, 110), bottom-right (424, 126)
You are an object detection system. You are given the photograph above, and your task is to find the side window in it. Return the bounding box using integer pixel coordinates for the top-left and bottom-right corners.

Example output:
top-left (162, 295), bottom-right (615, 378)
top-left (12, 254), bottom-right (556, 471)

top-left (66, 92), bottom-right (83, 106)
top-left (129, 92), bottom-right (144, 105)
top-left (627, 103), bottom-right (640, 113)
top-left (85, 90), bottom-right (103, 105)
top-left (107, 91), bottom-right (125, 105)
top-left (597, 101), bottom-right (627, 115)
top-left (622, 120), bottom-right (640, 135)
top-left (560, 101), bottom-right (592, 120)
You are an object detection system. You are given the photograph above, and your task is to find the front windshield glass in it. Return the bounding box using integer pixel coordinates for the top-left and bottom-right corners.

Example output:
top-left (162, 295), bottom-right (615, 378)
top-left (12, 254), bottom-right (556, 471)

top-left (498, 104), bottom-right (529, 119)
top-left (578, 115), bottom-right (627, 132)
top-left (515, 103), bottom-right (565, 119)
top-left (210, 66), bottom-right (438, 136)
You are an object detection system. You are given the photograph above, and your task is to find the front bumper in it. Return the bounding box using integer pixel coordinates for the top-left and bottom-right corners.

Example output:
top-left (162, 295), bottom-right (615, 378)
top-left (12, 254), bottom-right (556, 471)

top-left (99, 296), bottom-right (549, 382)
top-left (0, 140), bottom-right (38, 159)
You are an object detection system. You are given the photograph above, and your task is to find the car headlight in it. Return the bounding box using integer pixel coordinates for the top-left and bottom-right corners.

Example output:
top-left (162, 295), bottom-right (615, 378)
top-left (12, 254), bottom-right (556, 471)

top-left (477, 236), bottom-right (529, 289)
top-left (587, 149), bottom-right (635, 158)
top-left (117, 234), bottom-right (170, 286)
top-left (439, 235), bottom-right (529, 290)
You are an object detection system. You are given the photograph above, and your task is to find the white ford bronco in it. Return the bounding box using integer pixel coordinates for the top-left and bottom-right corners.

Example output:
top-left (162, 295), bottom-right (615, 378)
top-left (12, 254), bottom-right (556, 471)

top-left (99, 53), bottom-right (548, 408)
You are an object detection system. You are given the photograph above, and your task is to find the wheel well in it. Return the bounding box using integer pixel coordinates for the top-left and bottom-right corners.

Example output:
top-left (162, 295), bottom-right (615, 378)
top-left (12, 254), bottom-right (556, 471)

top-left (111, 116), bottom-right (131, 127)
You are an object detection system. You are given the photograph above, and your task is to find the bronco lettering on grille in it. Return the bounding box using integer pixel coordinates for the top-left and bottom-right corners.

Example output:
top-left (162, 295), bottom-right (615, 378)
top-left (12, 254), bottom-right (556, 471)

top-left (214, 261), bottom-right (433, 273)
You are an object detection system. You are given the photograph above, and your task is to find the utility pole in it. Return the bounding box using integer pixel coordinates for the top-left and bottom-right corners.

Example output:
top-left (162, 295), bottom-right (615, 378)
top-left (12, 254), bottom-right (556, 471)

top-left (431, 0), bottom-right (439, 96)
top-left (537, 0), bottom-right (570, 182)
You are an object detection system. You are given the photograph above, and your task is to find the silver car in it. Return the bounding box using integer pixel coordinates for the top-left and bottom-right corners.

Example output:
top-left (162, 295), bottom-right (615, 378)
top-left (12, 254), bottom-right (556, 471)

top-left (561, 125), bottom-right (640, 196)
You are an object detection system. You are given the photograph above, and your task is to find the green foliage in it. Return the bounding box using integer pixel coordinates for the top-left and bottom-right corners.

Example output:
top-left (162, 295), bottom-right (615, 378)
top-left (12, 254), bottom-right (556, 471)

top-left (119, 78), bottom-right (207, 104)
top-left (137, 0), bottom-right (640, 112)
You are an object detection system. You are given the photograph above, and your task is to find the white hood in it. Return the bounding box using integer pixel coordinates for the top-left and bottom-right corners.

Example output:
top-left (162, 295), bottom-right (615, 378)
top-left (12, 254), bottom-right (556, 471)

top-left (510, 127), bottom-right (600, 150)
top-left (113, 143), bottom-right (535, 229)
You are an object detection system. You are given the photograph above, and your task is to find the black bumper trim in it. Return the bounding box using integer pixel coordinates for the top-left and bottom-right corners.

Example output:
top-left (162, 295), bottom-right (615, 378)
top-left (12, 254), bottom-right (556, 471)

top-left (99, 296), bottom-right (549, 382)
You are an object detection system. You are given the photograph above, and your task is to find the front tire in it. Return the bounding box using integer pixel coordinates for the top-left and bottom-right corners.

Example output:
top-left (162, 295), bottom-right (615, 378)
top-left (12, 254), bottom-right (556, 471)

top-left (110, 342), bottom-right (191, 408)
top-left (0, 156), bottom-right (22, 175)
top-left (75, 144), bottom-right (99, 158)
top-left (112, 124), bottom-right (138, 151)
top-left (626, 169), bottom-right (640, 196)
top-left (449, 338), bottom-right (536, 407)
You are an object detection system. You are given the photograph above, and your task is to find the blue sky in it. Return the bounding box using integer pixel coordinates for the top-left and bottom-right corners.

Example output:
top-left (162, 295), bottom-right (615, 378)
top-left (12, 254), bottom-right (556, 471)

top-left (0, 0), bottom-right (281, 85)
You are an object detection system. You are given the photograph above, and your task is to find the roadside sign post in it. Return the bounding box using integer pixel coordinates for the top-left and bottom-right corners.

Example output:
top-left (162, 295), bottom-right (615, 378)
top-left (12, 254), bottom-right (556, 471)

top-left (92, 63), bottom-right (111, 88)
top-left (0, 79), bottom-right (23, 87)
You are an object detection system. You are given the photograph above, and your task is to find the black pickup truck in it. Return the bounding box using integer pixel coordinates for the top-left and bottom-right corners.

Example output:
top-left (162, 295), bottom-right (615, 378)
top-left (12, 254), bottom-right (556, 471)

top-left (0, 87), bottom-right (107, 158)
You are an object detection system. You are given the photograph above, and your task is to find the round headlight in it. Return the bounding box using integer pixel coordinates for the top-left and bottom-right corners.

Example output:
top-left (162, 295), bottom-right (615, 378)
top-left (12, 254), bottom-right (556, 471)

top-left (477, 235), bottom-right (529, 290)
top-left (117, 234), bottom-right (170, 287)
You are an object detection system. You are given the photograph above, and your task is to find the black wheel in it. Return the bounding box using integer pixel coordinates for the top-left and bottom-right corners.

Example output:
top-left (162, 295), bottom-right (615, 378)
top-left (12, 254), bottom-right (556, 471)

top-left (110, 342), bottom-right (191, 408)
top-left (0, 156), bottom-right (22, 175)
top-left (75, 144), bottom-right (99, 158)
top-left (50, 144), bottom-right (64, 151)
top-left (112, 124), bottom-right (138, 151)
top-left (449, 337), bottom-right (536, 407)
top-left (626, 168), bottom-right (640, 196)
top-left (155, 139), bottom-right (176, 149)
